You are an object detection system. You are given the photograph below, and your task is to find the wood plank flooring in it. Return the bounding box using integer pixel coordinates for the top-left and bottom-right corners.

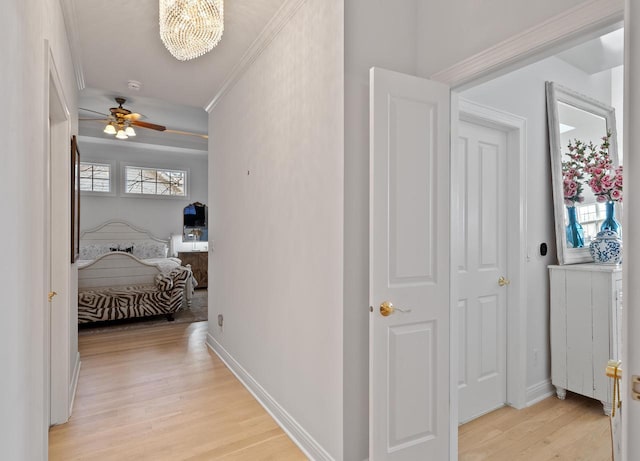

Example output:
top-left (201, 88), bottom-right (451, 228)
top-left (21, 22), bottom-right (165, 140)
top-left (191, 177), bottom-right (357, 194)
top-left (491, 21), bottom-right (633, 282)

top-left (49, 321), bottom-right (306, 461)
top-left (459, 393), bottom-right (612, 461)
top-left (50, 319), bottom-right (613, 460)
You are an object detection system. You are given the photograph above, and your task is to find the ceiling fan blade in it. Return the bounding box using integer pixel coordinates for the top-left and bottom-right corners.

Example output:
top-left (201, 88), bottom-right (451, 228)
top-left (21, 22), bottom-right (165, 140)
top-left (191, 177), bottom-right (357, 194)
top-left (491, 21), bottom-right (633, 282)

top-left (123, 112), bottom-right (142, 121)
top-left (79, 118), bottom-right (109, 122)
top-left (79, 107), bottom-right (109, 117)
top-left (131, 120), bottom-right (166, 131)
top-left (164, 129), bottom-right (209, 139)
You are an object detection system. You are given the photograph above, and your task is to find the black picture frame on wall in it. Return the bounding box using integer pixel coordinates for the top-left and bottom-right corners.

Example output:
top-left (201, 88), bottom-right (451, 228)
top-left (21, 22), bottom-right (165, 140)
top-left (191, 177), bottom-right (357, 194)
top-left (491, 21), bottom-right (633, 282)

top-left (71, 135), bottom-right (80, 263)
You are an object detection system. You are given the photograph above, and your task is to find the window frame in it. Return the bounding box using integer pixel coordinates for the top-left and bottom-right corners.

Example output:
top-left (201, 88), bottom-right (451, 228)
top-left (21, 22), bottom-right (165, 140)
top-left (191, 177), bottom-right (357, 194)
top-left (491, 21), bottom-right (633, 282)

top-left (79, 159), bottom-right (116, 196)
top-left (121, 163), bottom-right (189, 199)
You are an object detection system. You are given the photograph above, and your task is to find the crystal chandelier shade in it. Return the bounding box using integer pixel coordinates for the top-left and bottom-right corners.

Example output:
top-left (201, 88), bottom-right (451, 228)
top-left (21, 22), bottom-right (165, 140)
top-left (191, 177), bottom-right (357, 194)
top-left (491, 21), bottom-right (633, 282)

top-left (159, 0), bottom-right (224, 61)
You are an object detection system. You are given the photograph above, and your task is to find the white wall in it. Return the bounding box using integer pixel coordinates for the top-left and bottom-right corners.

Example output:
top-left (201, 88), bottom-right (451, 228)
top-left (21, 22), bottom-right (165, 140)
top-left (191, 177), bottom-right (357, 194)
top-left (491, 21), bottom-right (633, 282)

top-left (344, 1), bottom-right (419, 459)
top-left (415, 0), bottom-right (597, 78)
top-left (79, 138), bottom-right (208, 240)
top-left (208, 0), bottom-right (344, 458)
top-left (0, 0), bottom-right (77, 458)
top-left (461, 56), bottom-right (614, 394)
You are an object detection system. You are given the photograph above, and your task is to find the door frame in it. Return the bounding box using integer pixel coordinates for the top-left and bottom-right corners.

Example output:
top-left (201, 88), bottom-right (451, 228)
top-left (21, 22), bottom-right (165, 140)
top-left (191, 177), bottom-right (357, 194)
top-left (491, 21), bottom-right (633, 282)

top-left (46, 41), bottom-right (74, 426)
top-left (432, 2), bottom-right (624, 458)
top-left (452, 98), bottom-right (528, 417)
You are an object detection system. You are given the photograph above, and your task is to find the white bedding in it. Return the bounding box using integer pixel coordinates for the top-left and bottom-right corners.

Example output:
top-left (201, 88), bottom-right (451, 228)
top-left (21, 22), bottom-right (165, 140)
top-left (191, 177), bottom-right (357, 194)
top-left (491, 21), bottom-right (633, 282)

top-left (77, 256), bottom-right (183, 274)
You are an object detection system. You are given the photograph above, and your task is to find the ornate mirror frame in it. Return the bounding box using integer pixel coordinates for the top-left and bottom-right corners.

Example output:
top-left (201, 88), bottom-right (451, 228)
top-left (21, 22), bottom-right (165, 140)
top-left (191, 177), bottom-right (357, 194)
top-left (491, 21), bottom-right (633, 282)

top-left (546, 81), bottom-right (619, 265)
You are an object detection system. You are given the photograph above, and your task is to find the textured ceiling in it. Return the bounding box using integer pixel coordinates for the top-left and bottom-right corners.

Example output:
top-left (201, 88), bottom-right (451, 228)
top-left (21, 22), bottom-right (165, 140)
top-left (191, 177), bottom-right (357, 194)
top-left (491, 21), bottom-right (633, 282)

top-left (71, 0), bottom-right (287, 150)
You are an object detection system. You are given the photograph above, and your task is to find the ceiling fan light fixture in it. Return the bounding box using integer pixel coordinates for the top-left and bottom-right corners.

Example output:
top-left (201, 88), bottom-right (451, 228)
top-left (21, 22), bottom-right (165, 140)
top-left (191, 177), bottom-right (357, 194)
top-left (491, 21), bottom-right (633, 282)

top-left (159, 0), bottom-right (224, 61)
top-left (103, 123), bottom-right (117, 135)
top-left (115, 129), bottom-right (129, 140)
top-left (125, 126), bottom-right (136, 137)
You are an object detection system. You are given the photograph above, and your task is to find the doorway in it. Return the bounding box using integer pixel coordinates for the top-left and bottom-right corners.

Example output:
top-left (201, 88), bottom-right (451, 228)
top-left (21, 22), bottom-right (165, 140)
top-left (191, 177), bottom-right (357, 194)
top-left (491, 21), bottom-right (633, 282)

top-left (452, 21), bottom-right (623, 458)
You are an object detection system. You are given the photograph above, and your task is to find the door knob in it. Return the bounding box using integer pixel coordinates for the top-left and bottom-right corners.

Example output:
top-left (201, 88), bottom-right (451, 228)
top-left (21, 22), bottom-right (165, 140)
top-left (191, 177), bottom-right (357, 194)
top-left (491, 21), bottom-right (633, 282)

top-left (48, 291), bottom-right (57, 302)
top-left (498, 276), bottom-right (510, 287)
top-left (379, 301), bottom-right (412, 317)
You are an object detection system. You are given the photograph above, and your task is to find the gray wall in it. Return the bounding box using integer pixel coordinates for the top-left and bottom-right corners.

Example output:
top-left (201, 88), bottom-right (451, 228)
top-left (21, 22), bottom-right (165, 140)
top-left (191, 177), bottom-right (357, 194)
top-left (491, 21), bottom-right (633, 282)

top-left (79, 138), bottom-right (208, 240)
top-left (0, 0), bottom-right (77, 458)
top-left (208, 0), bottom-right (344, 458)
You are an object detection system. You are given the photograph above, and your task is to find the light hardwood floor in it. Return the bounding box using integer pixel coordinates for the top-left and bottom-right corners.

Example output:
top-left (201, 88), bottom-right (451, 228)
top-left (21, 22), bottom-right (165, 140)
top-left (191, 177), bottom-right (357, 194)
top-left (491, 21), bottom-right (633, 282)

top-left (49, 321), bottom-right (306, 461)
top-left (459, 393), bottom-right (612, 461)
top-left (50, 320), bottom-right (613, 461)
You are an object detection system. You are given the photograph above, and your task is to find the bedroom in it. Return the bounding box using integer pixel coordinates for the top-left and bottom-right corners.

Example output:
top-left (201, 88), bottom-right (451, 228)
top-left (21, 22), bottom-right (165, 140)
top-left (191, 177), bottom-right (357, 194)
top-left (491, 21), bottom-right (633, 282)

top-left (76, 88), bottom-right (210, 327)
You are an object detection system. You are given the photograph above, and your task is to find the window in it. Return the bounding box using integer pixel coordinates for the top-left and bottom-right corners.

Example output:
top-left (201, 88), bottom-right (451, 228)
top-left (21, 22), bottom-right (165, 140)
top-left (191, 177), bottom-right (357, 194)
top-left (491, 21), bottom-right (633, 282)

top-left (80, 162), bottom-right (112, 193)
top-left (124, 165), bottom-right (187, 197)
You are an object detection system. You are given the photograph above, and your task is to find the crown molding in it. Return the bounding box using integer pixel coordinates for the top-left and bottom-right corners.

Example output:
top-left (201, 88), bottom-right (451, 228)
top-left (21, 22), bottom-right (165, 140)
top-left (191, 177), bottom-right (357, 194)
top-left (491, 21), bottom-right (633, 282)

top-left (77, 135), bottom-right (207, 156)
top-left (431, 0), bottom-right (624, 89)
top-left (59, 0), bottom-right (86, 91)
top-left (204, 0), bottom-right (308, 113)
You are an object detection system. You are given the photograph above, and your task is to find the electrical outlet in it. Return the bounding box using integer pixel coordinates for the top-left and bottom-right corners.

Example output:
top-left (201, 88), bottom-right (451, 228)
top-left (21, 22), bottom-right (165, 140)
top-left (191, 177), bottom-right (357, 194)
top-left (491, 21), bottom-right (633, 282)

top-left (218, 314), bottom-right (223, 327)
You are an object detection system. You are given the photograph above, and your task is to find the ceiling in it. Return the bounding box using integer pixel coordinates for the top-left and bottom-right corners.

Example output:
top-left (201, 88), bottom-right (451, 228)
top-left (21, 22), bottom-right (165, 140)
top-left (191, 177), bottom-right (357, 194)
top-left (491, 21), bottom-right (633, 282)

top-left (556, 28), bottom-right (624, 75)
top-left (70, 0), bottom-right (288, 150)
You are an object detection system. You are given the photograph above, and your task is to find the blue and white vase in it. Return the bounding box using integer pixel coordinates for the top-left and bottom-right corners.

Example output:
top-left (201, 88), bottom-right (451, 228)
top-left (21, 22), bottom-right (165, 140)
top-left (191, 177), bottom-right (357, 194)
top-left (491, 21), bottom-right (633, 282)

top-left (565, 206), bottom-right (584, 248)
top-left (589, 230), bottom-right (622, 265)
top-left (600, 201), bottom-right (621, 235)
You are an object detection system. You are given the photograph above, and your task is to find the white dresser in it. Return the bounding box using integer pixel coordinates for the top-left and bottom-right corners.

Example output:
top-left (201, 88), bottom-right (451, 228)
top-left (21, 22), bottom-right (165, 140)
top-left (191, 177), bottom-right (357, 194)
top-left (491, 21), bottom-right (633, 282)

top-left (549, 263), bottom-right (622, 415)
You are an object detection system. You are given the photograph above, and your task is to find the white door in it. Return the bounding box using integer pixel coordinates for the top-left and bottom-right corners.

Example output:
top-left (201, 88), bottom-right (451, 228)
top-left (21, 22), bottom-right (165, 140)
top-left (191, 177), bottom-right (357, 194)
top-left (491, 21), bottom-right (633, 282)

top-left (369, 67), bottom-right (450, 460)
top-left (456, 120), bottom-right (508, 423)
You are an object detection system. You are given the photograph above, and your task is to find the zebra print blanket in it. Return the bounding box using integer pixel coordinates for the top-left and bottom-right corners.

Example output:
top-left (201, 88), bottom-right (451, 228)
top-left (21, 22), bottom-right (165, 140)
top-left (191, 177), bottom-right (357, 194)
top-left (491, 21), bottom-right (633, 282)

top-left (78, 267), bottom-right (191, 324)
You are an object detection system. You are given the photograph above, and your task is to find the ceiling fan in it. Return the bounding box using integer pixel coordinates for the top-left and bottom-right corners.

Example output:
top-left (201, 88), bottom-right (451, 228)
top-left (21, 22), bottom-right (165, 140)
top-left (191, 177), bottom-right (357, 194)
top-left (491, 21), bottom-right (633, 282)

top-left (79, 97), bottom-right (207, 140)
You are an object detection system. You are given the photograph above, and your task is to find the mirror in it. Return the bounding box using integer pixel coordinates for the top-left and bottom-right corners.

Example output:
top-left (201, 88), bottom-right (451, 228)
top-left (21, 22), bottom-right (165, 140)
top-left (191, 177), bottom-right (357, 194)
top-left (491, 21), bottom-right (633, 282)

top-left (183, 202), bottom-right (208, 242)
top-left (546, 82), bottom-right (619, 264)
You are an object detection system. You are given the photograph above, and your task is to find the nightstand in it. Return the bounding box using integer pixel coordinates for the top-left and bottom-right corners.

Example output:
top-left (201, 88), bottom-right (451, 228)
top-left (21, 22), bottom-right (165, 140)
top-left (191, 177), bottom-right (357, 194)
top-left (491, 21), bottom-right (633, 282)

top-left (178, 251), bottom-right (208, 289)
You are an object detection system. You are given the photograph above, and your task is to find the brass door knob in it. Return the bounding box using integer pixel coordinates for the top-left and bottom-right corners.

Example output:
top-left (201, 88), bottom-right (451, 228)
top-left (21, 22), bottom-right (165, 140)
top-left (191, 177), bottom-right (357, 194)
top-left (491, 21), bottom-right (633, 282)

top-left (48, 291), bottom-right (58, 302)
top-left (498, 276), bottom-right (510, 287)
top-left (379, 301), bottom-right (412, 317)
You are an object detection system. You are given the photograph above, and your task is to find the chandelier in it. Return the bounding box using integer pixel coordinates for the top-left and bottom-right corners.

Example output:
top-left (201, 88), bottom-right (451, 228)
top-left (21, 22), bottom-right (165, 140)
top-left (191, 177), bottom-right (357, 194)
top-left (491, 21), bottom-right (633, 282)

top-left (159, 0), bottom-right (224, 61)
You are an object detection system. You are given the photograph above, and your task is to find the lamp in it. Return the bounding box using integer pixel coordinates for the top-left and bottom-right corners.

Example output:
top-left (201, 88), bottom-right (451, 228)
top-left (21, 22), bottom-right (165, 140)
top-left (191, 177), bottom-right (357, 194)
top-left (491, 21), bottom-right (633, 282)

top-left (103, 121), bottom-right (136, 140)
top-left (103, 124), bottom-right (117, 135)
top-left (159, 0), bottom-right (224, 61)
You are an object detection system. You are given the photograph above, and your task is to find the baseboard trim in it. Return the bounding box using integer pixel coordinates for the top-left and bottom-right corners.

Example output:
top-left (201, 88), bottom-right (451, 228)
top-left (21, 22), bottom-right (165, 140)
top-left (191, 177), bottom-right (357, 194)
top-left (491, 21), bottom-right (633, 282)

top-left (206, 333), bottom-right (334, 461)
top-left (69, 352), bottom-right (81, 416)
top-left (526, 379), bottom-right (555, 406)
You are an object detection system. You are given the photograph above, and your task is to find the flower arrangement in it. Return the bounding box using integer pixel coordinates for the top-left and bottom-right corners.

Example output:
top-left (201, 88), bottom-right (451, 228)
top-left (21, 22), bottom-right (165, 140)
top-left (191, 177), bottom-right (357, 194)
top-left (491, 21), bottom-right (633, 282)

top-left (562, 142), bottom-right (585, 206)
top-left (563, 132), bottom-right (623, 204)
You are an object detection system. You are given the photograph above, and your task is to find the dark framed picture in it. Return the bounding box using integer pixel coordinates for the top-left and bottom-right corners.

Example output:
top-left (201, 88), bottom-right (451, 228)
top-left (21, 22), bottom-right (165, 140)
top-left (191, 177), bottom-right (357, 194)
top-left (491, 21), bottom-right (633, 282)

top-left (71, 135), bottom-right (80, 263)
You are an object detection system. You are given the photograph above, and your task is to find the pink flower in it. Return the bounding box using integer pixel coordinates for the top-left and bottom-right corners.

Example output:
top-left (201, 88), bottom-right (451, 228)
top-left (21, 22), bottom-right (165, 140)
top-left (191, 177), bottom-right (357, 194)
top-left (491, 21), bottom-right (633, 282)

top-left (615, 175), bottom-right (623, 188)
top-left (611, 189), bottom-right (623, 201)
top-left (596, 194), bottom-right (608, 203)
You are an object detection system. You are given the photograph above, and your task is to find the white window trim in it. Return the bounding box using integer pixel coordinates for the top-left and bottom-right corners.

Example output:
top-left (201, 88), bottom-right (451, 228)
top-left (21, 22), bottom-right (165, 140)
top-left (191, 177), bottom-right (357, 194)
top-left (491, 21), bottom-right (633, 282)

top-left (79, 159), bottom-right (117, 197)
top-left (120, 163), bottom-right (190, 200)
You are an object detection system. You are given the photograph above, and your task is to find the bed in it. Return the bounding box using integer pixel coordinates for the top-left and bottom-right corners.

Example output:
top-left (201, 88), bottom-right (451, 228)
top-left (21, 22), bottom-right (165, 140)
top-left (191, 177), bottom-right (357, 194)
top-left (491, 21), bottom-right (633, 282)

top-left (77, 220), bottom-right (197, 324)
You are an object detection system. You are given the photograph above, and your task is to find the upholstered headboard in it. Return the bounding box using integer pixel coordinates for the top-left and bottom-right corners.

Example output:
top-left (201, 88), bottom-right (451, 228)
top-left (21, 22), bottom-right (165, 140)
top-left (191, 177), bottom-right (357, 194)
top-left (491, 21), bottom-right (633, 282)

top-left (79, 220), bottom-right (171, 260)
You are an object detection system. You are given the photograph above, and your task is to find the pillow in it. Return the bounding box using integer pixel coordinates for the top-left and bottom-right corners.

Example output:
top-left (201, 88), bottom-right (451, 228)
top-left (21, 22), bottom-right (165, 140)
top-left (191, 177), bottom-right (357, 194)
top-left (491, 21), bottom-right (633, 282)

top-left (79, 243), bottom-right (112, 260)
top-left (109, 245), bottom-right (134, 253)
top-left (155, 273), bottom-right (174, 292)
top-left (132, 241), bottom-right (168, 259)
